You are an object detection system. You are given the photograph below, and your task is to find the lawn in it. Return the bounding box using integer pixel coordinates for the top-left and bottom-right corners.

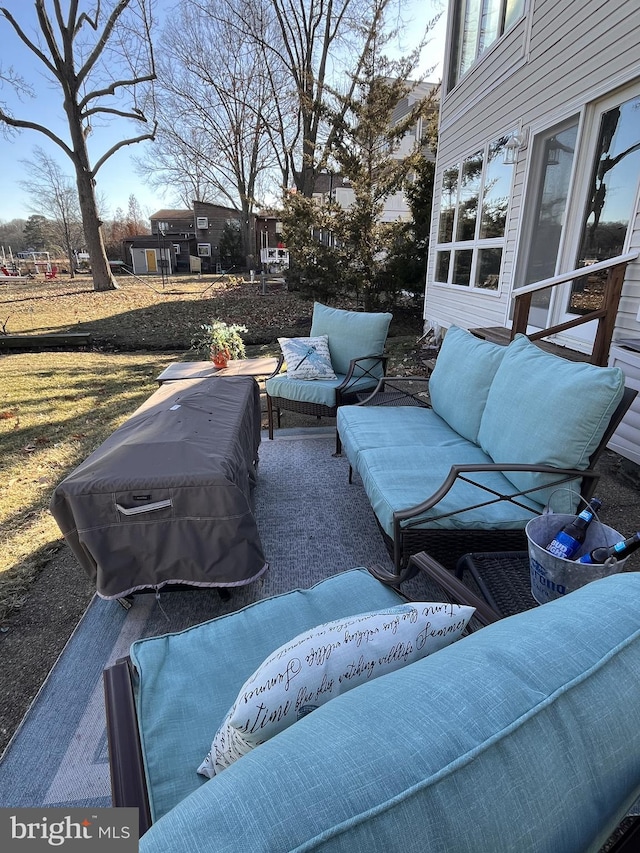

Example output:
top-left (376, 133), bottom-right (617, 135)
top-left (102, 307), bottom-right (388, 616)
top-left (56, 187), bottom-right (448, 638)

top-left (0, 273), bottom-right (425, 619)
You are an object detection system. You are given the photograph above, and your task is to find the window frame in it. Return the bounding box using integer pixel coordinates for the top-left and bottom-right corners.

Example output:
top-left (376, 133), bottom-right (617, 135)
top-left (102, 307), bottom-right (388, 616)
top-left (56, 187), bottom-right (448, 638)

top-left (448, 0), bottom-right (527, 91)
top-left (433, 133), bottom-right (517, 294)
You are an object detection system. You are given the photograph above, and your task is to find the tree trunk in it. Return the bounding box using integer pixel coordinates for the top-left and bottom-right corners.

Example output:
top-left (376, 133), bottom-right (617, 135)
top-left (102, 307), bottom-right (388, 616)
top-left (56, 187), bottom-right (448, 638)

top-left (75, 166), bottom-right (116, 291)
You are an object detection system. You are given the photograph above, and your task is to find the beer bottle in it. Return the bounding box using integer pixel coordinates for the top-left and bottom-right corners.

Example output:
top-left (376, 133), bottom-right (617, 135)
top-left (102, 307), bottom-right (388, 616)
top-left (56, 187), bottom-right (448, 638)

top-left (577, 531), bottom-right (640, 564)
top-left (546, 498), bottom-right (602, 560)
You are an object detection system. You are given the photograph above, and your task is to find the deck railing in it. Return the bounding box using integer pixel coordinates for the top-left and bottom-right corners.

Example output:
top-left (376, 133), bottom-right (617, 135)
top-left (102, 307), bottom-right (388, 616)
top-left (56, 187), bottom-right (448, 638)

top-left (511, 251), bottom-right (639, 366)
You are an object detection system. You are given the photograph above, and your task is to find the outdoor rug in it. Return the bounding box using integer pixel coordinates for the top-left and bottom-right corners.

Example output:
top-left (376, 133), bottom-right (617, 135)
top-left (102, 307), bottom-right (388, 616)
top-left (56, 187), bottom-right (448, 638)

top-left (0, 429), bottom-right (395, 809)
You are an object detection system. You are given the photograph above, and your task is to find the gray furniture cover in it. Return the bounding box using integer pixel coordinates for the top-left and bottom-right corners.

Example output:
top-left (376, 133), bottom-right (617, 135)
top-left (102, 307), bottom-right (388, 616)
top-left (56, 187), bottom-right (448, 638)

top-left (50, 376), bottom-right (267, 599)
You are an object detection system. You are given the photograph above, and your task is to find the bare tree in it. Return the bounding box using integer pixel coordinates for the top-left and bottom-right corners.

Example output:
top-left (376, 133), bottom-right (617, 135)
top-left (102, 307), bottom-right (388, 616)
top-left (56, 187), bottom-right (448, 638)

top-left (135, 4), bottom-right (279, 267)
top-left (19, 147), bottom-right (84, 278)
top-left (207, 0), bottom-right (432, 199)
top-left (0, 1), bottom-right (157, 291)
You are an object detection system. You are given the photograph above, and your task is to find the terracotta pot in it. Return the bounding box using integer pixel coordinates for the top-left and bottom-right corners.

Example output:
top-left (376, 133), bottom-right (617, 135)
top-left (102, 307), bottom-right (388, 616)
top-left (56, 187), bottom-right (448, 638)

top-left (211, 348), bottom-right (230, 368)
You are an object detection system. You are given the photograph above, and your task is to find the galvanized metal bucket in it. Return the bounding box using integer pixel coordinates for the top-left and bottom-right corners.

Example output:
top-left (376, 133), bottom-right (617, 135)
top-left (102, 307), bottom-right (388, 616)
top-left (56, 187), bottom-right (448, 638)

top-left (526, 512), bottom-right (628, 605)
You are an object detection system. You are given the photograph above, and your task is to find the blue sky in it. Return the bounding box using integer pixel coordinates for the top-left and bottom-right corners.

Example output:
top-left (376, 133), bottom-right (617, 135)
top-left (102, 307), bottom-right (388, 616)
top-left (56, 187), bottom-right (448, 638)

top-left (0, 0), bottom-right (447, 223)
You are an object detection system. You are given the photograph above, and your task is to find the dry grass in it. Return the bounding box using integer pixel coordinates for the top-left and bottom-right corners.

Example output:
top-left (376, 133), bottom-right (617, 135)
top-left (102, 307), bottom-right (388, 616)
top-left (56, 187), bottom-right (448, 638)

top-left (0, 351), bottom-right (182, 619)
top-left (0, 272), bottom-right (424, 619)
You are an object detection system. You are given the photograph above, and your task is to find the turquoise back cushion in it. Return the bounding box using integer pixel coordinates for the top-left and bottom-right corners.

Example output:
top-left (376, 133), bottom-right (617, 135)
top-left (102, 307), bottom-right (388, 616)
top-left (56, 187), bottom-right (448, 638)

top-left (477, 335), bottom-right (625, 511)
top-left (140, 572), bottom-right (640, 853)
top-left (310, 302), bottom-right (392, 376)
top-left (428, 326), bottom-right (506, 443)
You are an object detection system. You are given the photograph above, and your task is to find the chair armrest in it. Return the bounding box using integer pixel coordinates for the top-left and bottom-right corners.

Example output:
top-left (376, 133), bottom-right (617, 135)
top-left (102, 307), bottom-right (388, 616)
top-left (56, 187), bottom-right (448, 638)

top-left (392, 461), bottom-right (600, 537)
top-left (336, 354), bottom-right (389, 392)
top-left (265, 353), bottom-right (285, 380)
top-left (408, 552), bottom-right (502, 628)
top-left (103, 657), bottom-right (152, 835)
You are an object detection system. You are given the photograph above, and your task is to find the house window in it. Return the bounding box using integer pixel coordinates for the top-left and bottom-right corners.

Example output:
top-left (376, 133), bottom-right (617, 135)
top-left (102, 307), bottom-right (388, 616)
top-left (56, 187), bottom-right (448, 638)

top-left (449, 0), bottom-right (525, 88)
top-left (197, 243), bottom-right (211, 256)
top-left (156, 221), bottom-right (169, 232)
top-left (196, 217), bottom-right (209, 229)
top-left (435, 134), bottom-right (515, 290)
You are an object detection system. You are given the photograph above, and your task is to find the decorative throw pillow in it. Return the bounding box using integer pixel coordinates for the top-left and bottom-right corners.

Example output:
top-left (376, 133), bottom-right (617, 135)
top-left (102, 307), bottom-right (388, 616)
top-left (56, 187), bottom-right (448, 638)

top-left (197, 600), bottom-right (475, 778)
top-left (278, 335), bottom-right (336, 380)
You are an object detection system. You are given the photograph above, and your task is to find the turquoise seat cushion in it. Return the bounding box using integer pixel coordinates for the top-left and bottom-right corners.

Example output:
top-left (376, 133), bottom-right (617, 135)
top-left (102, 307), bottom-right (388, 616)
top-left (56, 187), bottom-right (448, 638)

top-left (310, 302), bottom-right (392, 376)
top-left (337, 405), bottom-right (470, 470)
top-left (266, 373), bottom-right (378, 408)
top-left (130, 569), bottom-right (405, 822)
top-left (140, 572), bottom-right (640, 853)
top-left (354, 444), bottom-right (543, 536)
top-left (477, 335), bottom-right (625, 512)
top-left (428, 326), bottom-right (506, 443)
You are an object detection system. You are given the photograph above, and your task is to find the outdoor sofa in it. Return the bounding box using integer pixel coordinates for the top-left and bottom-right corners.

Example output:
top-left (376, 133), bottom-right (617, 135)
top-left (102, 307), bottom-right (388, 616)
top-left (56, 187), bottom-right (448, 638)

top-left (337, 326), bottom-right (636, 575)
top-left (104, 566), bottom-right (640, 851)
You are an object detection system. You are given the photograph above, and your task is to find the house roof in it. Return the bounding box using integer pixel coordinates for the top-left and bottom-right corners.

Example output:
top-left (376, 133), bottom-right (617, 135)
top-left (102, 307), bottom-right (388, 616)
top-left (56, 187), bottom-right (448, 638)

top-left (150, 209), bottom-right (194, 220)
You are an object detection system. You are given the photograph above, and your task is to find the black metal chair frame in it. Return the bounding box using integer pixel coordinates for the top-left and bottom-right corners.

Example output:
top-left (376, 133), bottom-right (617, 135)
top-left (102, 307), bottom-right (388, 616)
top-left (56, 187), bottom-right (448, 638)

top-left (266, 353), bottom-right (389, 454)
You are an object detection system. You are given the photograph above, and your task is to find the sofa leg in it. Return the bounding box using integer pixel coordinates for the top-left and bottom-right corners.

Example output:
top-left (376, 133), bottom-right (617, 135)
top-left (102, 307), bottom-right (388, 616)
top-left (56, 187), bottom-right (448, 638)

top-left (333, 430), bottom-right (342, 456)
top-left (266, 395), bottom-right (274, 440)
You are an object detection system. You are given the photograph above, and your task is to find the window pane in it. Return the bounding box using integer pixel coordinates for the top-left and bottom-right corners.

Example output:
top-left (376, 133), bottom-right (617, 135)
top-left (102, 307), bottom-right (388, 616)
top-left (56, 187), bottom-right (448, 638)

top-left (436, 251), bottom-right (451, 282)
top-left (456, 151), bottom-right (483, 240)
top-left (577, 94), bottom-right (640, 265)
top-left (459, 0), bottom-right (482, 78)
top-left (522, 121), bottom-right (579, 287)
top-left (505, 0), bottom-right (525, 29)
top-left (475, 248), bottom-right (502, 289)
top-left (452, 249), bottom-right (474, 286)
top-left (438, 166), bottom-right (459, 243)
top-left (570, 94), bottom-right (640, 314)
top-left (479, 137), bottom-right (514, 237)
top-left (478, 0), bottom-right (501, 56)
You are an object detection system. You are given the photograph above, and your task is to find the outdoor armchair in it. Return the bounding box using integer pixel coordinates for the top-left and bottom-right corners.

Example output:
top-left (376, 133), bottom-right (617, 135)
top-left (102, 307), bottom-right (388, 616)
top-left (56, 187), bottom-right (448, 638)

top-left (265, 302), bottom-right (392, 453)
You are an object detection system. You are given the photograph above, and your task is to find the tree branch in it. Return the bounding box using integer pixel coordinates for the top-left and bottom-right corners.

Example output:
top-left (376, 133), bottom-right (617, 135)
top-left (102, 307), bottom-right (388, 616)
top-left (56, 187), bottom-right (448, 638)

top-left (76, 0), bottom-right (131, 86)
top-left (92, 123), bottom-right (157, 175)
top-left (83, 106), bottom-right (148, 121)
top-left (0, 109), bottom-right (73, 158)
top-left (0, 7), bottom-right (58, 78)
top-left (78, 73), bottom-right (157, 111)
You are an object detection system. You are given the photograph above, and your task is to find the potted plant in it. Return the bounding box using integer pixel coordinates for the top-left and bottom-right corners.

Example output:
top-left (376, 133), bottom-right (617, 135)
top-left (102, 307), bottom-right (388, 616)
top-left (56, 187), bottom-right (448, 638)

top-left (191, 319), bottom-right (248, 368)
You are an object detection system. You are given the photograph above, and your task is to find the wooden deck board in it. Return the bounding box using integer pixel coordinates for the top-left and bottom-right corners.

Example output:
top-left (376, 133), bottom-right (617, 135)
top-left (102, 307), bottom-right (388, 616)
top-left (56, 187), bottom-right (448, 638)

top-left (470, 326), bottom-right (591, 363)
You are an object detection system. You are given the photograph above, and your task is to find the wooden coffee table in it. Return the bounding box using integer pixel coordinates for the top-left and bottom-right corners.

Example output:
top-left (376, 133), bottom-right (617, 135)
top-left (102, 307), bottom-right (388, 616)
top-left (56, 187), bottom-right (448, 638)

top-left (157, 357), bottom-right (279, 385)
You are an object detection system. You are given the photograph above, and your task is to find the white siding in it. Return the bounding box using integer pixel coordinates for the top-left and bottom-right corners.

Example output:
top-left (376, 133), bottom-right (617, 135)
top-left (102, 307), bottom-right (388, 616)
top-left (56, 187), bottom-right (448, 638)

top-left (426, 0), bottom-right (640, 337)
top-left (608, 347), bottom-right (640, 464)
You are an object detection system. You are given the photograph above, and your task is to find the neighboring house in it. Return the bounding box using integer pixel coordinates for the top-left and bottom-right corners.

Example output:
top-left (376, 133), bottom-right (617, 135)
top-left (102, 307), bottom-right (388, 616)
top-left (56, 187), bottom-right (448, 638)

top-left (383, 81), bottom-right (438, 223)
top-left (123, 203), bottom-right (286, 273)
top-left (425, 0), bottom-right (640, 463)
top-left (123, 202), bottom-right (247, 274)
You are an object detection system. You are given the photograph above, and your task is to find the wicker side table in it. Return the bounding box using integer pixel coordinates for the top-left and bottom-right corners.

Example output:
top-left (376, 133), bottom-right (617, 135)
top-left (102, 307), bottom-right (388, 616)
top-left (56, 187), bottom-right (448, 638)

top-left (454, 551), bottom-right (536, 618)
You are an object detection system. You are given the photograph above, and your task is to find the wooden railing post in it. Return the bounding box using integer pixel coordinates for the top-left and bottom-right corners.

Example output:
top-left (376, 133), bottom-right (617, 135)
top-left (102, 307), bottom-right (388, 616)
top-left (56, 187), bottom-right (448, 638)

top-left (591, 263), bottom-right (626, 366)
top-left (511, 290), bottom-right (532, 339)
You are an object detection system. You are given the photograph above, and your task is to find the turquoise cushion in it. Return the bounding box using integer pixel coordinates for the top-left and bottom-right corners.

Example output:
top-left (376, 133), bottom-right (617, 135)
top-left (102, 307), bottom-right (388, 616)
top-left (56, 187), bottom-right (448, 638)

top-left (354, 444), bottom-right (543, 536)
top-left (266, 373), bottom-right (378, 408)
top-left (310, 302), bottom-right (392, 376)
top-left (429, 326), bottom-right (506, 443)
top-left (140, 572), bottom-right (640, 853)
top-left (130, 569), bottom-right (405, 822)
top-left (337, 405), bottom-right (471, 470)
top-left (477, 335), bottom-right (625, 512)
